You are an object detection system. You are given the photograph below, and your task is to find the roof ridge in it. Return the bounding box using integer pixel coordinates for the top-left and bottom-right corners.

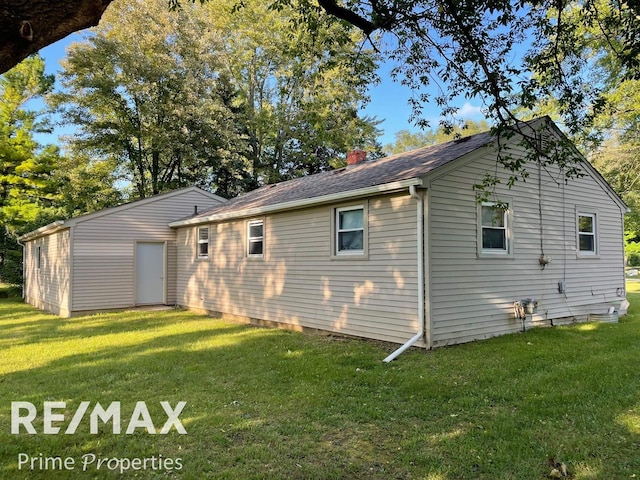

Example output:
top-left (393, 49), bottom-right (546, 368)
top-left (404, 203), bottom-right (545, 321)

top-left (187, 128), bottom-right (497, 223)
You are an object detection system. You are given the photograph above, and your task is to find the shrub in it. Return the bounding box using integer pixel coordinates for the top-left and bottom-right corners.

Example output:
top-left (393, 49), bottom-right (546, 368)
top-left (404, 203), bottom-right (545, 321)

top-left (0, 248), bottom-right (23, 286)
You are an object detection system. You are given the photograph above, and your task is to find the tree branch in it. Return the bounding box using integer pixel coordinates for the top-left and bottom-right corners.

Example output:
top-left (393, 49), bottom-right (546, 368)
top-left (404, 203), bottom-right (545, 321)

top-left (316, 0), bottom-right (377, 35)
top-left (0, 0), bottom-right (114, 74)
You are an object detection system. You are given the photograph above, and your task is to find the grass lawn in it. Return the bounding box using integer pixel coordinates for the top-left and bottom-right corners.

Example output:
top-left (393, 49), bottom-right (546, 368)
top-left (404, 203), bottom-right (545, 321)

top-left (1, 285), bottom-right (640, 479)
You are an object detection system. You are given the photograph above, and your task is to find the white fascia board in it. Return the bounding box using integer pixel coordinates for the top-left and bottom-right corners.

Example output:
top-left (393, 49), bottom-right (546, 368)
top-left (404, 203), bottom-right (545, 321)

top-left (18, 220), bottom-right (66, 242)
top-left (18, 187), bottom-right (224, 241)
top-left (169, 178), bottom-right (424, 227)
top-left (69, 186), bottom-right (216, 226)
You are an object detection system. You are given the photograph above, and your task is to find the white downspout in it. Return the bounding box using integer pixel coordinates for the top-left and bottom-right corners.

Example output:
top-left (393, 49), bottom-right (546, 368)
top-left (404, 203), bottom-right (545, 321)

top-left (383, 185), bottom-right (425, 362)
top-left (16, 238), bottom-right (25, 299)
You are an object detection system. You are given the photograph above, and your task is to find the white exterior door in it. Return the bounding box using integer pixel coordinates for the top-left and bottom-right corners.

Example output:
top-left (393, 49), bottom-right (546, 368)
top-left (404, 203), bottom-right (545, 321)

top-left (136, 242), bottom-right (165, 305)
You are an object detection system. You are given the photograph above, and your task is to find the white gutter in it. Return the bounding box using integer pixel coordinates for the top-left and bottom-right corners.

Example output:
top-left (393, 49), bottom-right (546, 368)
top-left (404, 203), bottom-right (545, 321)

top-left (18, 220), bottom-right (66, 242)
top-left (169, 178), bottom-right (423, 227)
top-left (384, 185), bottom-right (425, 362)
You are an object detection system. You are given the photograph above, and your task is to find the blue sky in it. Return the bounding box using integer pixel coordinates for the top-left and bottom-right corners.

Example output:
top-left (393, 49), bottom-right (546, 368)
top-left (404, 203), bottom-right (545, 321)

top-left (360, 58), bottom-right (486, 146)
top-left (36, 31), bottom-right (487, 148)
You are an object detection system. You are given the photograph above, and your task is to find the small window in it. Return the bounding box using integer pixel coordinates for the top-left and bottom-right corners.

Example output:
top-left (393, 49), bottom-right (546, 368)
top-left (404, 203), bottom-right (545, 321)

top-left (197, 226), bottom-right (209, 258)
top-left (578, 213), bottom-right (597, 255)
top-left (336, 206), bottom-right (364, 255)
top-left (247, 220), bottom-right (264, 257)
top-left (36, 246), bottom-right (42, 270)
top-left (481, 202), bottom-right (509, 254)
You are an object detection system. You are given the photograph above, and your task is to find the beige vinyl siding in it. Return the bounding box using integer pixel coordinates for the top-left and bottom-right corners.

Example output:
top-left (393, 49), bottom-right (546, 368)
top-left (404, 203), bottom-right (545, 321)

top-left (177, 192), bottom-right (420, 345)
top-left (24, 229), bottom-right (71, 316)
top-left (72, 190), bottom-right (220, 312)
top-left (427, 145), bottom-right (625, 346)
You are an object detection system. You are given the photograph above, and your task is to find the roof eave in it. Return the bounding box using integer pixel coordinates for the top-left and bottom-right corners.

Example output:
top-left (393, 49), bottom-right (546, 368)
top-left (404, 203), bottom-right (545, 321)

top-left (169, 178), bottom-right (424, 227)
top-left (18, 220), bottom-right (67, 242)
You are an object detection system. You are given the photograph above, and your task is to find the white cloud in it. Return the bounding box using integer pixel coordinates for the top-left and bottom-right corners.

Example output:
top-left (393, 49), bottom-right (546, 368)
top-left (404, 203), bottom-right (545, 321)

top-left (456, 102), bottom-right (484, 119)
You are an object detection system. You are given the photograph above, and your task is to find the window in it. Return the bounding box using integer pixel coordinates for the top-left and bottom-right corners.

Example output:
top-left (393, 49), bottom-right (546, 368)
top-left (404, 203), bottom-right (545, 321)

top-left (336, 206), bottom-right (364, 255)
top-left (197, 226), bottom-right (209, 258)
top-left (36, 245), bottom-right (42, 270)
top-left (578, 213), bottom-right (597, 255)
top-left (247, 220), bottom-right (264, 257)
top-left (480, 202), bottom-right (509, 254)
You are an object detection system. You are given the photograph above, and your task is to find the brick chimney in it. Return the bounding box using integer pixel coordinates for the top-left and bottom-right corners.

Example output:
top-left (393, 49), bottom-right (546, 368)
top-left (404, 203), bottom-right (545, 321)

top-left (347, 149), bottom-right (367, 165)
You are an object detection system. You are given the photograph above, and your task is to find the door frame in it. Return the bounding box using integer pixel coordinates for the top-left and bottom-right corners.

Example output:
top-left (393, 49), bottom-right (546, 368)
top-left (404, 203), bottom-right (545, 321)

top-left (133, 240), bottom-right (167, 306)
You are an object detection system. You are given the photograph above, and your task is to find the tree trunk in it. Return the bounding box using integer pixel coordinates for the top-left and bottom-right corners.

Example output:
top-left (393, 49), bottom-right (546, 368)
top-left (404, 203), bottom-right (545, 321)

top-left (151, 149), bottom-right (160, 195)
top-left (0, 0), bottom-right (114, 74)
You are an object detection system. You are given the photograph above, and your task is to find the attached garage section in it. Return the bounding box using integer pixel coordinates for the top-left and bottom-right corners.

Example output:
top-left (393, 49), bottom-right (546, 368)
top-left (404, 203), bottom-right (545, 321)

top-left (20, 187), bottom-right (224, 317)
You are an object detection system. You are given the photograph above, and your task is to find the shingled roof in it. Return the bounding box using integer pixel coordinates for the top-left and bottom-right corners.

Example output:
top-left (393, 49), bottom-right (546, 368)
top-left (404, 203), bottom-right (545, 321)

top-left (170, 128), bottom-right (496, 226)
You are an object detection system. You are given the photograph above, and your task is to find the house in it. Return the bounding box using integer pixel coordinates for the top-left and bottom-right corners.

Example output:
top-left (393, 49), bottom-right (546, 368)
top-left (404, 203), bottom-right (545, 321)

top-left (19, 186), bottom-right (224, 317)
top-left (169, 117), bottom-right (628, 352)
top-left (19, 117), bottom-right (628, 352)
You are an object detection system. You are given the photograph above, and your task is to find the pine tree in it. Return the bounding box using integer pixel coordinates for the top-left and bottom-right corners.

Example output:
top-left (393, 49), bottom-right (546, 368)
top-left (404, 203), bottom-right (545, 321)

top-left (0, 55), bottom-right (60, 285)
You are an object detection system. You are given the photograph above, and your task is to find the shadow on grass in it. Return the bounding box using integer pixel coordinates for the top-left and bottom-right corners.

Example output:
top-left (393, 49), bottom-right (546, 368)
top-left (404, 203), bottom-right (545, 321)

top-left (0, 302), bottom-right (244, 348)
top-left (0, 297), bottom-right (639, 479)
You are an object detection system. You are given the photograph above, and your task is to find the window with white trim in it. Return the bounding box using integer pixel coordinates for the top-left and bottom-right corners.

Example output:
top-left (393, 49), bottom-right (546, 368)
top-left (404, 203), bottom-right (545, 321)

top-left (578, 213), bottom-right (597, 255)
top-left (247, 220), bottom-right (264, 257)
top-left (197, 226), bottom-right (209, 258)
top-left (480, 202), bottom-right (509, 254)
top-left (36, 245), bottom-right (42, 270)
top-left (336, 206), bottom-right (364, 255)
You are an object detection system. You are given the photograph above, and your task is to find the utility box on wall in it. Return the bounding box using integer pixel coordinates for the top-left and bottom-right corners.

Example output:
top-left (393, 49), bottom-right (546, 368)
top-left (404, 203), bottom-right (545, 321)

top-left (521, 298), bottom-right (538, 315)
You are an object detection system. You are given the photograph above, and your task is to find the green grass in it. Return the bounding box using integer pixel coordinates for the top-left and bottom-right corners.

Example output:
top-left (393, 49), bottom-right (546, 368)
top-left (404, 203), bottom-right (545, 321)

top-left (1, 288), bottom-right (640, 479)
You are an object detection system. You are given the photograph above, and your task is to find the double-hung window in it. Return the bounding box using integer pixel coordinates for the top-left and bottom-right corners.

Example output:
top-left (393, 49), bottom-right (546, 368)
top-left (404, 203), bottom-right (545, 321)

top-left (336, 206), bottom-right (365, 255)
top-left (578, 213), bottom-right (597, 255)
top-left (197, 226), bottom-right (209, 258)
top-left (247, 220), bottom-right (264, 257)
top-left (480, 202), bottom-right (510, 254)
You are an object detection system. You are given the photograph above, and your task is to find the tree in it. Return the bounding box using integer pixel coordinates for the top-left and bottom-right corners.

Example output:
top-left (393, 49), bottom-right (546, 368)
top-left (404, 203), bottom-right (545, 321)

top-left (3, 1), bottom-right (639, 192)
top-left (2, 1), bottom-right (638, 125)
top-left (0, 55), bottom-right (62, 285)
top-left (198, 0), bottom-right (639, 193)
top-left (302, 1), bottom-right (639, 134)
top-left (384, 119), bottom-right (491, 155)
top-left (586, 79), bottom-right (640, 243)
top-left (2, 1), bottom-right (638, 138)
top-left (53, 0), bottom-right (381, 197)
top-left (204, 0), bottom-right (381, 185)
top-left (0, 0), bottom-right (114, 74)
top-left (52, 0), bottom-right (250, 199)
top-left (53, 153), bottom-right (123, 218)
